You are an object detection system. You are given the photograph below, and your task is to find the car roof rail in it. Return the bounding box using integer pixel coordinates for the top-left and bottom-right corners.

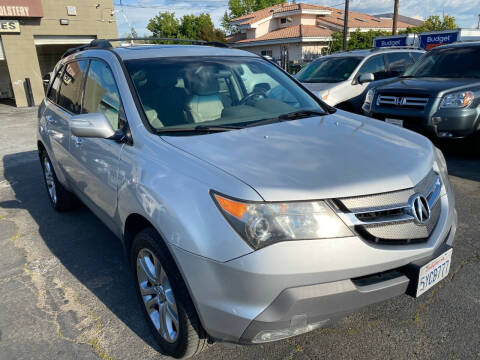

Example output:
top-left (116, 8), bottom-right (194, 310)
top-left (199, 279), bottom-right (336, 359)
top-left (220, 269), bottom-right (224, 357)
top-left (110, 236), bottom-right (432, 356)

top-left (61, 37), bottom-right (229, 58)
top-left (370, 46), bottom-right (423, 52)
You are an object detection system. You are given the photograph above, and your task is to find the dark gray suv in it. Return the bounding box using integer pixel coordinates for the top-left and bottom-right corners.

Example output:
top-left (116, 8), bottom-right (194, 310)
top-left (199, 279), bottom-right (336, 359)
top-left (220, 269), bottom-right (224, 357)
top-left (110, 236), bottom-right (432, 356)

top-left (363, 42), bottom-right (480, 138)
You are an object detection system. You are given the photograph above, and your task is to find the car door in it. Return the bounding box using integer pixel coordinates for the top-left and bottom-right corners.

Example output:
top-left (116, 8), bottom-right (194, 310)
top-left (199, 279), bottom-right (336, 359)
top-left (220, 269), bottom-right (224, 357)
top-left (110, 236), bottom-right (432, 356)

top-left (44, 60), bottom-right (88, 182)
top-left (68, 59), bottom-right (124, 230)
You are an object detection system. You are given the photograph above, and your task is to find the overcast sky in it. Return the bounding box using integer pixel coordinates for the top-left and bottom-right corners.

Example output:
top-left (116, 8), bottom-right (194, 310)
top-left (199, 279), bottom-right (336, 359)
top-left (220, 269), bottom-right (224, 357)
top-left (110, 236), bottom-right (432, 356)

top-left (114, 0), bottom-right (480, 36)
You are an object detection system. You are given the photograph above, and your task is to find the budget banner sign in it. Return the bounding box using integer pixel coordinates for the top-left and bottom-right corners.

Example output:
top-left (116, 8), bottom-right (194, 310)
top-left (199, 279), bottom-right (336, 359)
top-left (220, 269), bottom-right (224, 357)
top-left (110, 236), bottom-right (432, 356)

top-left (374, 37), bottom-right (407, 48)
top-left (420, 32), bottom-right (458, 50)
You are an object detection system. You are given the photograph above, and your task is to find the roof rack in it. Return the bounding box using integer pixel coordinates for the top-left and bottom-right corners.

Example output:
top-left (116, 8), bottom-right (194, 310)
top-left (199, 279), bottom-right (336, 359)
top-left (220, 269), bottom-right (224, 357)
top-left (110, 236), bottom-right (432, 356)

top-left (370, 46), bottom-right (423, 51)
top-left (61, 37), bottom-right (229, 58)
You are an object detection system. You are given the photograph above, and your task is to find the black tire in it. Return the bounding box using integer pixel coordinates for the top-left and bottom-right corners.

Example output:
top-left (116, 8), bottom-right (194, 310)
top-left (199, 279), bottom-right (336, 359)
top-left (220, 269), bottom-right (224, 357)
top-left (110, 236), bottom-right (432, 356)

top-left (40, 150), bottom-right (76, 211)
top-left (131, 227), bottom-right (209, 359)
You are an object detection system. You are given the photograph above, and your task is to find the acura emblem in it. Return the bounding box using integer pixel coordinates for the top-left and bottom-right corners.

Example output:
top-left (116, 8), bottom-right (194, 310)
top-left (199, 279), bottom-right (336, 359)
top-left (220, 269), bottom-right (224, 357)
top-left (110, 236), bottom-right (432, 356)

top-left (409, 194), bottom-right (431, 224)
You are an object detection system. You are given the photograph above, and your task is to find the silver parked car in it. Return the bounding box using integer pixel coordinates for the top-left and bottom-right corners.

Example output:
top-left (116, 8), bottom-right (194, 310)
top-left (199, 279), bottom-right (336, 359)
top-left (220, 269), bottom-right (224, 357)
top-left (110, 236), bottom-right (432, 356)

top-left (38, 39), bottom-right (457, 359)
top-left (297, 48), bottom-right (424, 111)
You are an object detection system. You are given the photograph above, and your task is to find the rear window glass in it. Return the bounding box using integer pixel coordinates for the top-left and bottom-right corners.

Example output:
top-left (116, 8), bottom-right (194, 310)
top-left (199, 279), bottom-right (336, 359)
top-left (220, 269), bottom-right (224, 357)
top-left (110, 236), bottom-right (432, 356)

top-left (47, 66), bottom-right (63, 103)
top-left (404, 47), bottom-right (480, 78)
top-left (295, 57), bottom-right (363, 83)
top-left (57, 60), bottom-right (88, 114)
top-left (385, 52), bottom-right (413, 70)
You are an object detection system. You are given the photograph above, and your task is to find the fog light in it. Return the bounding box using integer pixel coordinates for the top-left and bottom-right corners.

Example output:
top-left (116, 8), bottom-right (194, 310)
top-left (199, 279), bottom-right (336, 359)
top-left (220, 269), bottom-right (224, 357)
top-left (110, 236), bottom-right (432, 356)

top-left (252, 319), bottom-right (329, 343)
top-left (438, 132), bottom-right (453, 138)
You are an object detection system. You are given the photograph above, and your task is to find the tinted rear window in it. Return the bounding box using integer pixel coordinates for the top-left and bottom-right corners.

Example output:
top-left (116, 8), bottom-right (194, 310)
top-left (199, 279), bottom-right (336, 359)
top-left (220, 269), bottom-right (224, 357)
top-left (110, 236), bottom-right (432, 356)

top-left (47, 66), bottom-right (63, 103)
top-left (296, 56), bottom-right (363, 83)
top-left (385, 52), bottom-right (413, 70)
top-left (57, 60), bottom-right (88, 114)
top-left (404, 46), bottom-right (480, 78)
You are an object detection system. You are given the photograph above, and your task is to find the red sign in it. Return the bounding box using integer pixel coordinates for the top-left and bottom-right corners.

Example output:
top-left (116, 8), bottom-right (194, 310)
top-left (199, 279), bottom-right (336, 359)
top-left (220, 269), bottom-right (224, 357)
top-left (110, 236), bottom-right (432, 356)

top-left (0, 0), bottom-right (43, 18)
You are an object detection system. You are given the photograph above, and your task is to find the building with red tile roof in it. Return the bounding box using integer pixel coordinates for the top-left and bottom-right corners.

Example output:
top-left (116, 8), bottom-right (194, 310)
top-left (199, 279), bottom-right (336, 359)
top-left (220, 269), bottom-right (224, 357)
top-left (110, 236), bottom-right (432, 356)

top-left (228, 2), bottom-right (412, 63)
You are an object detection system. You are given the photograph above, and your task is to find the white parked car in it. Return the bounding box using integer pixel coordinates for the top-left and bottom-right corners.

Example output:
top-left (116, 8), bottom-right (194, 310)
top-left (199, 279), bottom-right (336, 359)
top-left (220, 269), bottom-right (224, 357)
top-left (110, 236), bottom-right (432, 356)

top-left (297, 48), bottom-right (424, 112)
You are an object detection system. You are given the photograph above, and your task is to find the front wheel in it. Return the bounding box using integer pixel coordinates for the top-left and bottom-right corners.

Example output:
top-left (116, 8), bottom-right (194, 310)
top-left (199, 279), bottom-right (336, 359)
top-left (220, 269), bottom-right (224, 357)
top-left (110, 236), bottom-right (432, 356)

top-left (131, 228), bottom-right (209, 358)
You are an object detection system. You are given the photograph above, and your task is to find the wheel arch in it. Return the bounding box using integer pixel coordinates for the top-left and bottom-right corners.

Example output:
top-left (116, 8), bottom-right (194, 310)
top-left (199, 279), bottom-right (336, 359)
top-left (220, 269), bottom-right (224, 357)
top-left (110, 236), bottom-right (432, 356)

top-left (123, 213), bottom-right (210, 338)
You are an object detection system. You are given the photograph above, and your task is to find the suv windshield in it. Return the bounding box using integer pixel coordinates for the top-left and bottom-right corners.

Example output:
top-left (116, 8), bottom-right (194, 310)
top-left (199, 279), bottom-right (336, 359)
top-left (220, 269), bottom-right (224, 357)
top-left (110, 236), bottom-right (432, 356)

top-left (295, 56), bottom-right (363, 83)
top-left (402, 46), bottom-right (480, 78)
top-left (125, 56), bottom-right (325, 133)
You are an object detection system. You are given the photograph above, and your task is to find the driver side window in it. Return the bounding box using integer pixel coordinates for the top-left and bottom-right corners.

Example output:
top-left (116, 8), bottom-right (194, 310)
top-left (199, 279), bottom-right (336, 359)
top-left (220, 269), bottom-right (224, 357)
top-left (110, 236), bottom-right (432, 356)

top-left (82, 60), bottom-right (122, 131)
top-left (357, 55), bottom-right (387, 81)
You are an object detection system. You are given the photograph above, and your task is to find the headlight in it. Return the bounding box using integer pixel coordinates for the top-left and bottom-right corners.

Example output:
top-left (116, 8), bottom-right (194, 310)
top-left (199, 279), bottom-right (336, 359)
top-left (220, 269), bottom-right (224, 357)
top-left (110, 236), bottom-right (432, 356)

top-left (440, 91), bottom-right (474, 108)
top-left (212, 193), bottom-right (352, 249)
top-left (364, 89), bottom-right (375, 104)
top-left (362, 89), bottom-right (375, 112)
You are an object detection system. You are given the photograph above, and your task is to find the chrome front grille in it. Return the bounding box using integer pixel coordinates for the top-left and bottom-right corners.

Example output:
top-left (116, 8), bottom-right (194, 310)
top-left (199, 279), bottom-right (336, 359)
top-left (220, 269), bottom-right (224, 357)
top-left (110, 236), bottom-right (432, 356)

top-left (336, 171), bottom-right (442, 244)
top-left (376, 95), bottom-right (429, 109)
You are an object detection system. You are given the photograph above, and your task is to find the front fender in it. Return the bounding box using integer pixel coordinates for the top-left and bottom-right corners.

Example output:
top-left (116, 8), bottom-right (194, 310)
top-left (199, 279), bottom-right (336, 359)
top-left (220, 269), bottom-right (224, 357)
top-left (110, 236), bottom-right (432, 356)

top-left (117, 135), bottom-right (261, 262)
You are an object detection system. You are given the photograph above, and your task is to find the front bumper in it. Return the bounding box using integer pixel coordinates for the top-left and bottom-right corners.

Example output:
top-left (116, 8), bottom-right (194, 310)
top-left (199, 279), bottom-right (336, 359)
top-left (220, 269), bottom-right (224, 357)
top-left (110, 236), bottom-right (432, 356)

top-left (170, 193), bottom-right (457, 344)
top-left (367, 105), bottom-right (480, 138)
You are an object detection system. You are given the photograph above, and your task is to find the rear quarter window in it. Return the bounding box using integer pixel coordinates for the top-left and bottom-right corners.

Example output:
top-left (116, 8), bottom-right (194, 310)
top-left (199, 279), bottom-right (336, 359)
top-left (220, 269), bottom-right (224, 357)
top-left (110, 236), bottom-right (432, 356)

top-left (57, 60), bottom-right (88, 114)
top-left (47, 65), bottom-right (63, 103)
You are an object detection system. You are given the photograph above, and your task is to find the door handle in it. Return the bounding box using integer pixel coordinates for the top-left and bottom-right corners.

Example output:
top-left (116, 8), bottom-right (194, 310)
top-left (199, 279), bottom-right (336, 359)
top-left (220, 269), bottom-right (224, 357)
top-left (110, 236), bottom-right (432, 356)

top-left (71, 135), bottom-right (83, 147)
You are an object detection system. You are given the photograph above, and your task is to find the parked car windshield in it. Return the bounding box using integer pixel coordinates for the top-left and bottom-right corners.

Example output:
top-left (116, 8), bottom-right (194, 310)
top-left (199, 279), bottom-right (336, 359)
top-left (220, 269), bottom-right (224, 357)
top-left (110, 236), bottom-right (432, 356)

top-left (402, 46), bottom-right (480, 78)
top-left (124, 56), bottom-right (325, 133)
top-left (295, 56), bottom-right (363, 83)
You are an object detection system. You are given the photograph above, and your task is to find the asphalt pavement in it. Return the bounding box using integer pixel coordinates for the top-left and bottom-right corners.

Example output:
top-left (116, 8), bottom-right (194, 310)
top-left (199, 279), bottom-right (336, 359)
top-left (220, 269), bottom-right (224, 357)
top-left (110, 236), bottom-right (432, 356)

top-left (0, 103), bottom-right (479, 360)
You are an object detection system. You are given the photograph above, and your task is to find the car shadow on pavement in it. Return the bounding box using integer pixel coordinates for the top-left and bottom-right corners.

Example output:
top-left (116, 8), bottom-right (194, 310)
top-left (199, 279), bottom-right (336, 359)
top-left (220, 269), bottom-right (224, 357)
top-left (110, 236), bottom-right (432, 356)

top-left (436, 139), bottom-right (480, 183)
top-left (0, 150), bottom-right (163, 355)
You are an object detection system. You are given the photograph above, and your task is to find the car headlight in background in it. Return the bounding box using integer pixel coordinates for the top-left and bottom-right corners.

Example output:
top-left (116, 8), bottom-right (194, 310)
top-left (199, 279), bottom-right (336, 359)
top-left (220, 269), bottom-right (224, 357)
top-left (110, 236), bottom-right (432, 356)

top-left (212, 193), bottom-right (352, 250)
top-left (362, 89), bottom-right (375, 112)
top-left (440, 91), bottom-right (474, 108)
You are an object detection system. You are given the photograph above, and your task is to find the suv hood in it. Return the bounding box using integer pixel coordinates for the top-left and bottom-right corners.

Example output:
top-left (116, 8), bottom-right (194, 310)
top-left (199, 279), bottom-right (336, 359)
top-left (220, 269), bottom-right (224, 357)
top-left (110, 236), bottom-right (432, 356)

top-left (377, 77), bottom-right (478, 96)
top-left (162, 112), bottom-right (434, 202)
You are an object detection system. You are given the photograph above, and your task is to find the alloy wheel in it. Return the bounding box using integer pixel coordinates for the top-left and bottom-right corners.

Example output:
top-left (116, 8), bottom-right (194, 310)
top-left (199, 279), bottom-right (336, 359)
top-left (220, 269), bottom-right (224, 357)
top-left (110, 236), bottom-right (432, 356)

top-left (43, 156), bottom-right (57, 205)
top-left (136, 248), bottom-right (179, 343)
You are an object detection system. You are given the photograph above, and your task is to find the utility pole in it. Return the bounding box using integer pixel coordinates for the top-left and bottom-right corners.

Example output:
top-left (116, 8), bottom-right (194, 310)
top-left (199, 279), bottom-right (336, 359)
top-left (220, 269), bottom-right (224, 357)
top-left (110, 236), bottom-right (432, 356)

top-left (392, 0), bottom-right (399, 35)
top-left (343, 0), bottom-right (349, 50)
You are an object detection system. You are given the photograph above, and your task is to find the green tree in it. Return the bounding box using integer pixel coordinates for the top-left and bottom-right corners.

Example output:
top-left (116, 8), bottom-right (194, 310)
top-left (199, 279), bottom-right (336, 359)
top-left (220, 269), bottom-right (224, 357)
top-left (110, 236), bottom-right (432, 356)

top-left (407, 15), bottom-right (457, 33)
top-left (147, 12), bottom-right (225, 42)
top-left (222, 0), bottom-right (284, 33)
top-left (329, 29), bottom-right (390, 53)
top-left (147, 12), bottom-right (179, 38)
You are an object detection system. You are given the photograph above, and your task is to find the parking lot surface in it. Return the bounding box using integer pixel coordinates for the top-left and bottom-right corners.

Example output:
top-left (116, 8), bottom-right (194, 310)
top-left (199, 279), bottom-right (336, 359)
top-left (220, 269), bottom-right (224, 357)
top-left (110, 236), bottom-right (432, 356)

top-left (0, 104), bottom-right (479, 360)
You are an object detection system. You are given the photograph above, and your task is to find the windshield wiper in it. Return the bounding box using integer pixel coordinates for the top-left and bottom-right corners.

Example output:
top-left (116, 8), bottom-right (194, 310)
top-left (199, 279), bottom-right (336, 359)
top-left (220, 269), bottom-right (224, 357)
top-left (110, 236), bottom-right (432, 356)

top-left (154, 124), bottom-right (243, 134)
top-left (194, 125), bottom-right (244, 131)
top-left (246, 110), bottom-right (326, 128)
top-left (278, 110), bottom-right (326, 120)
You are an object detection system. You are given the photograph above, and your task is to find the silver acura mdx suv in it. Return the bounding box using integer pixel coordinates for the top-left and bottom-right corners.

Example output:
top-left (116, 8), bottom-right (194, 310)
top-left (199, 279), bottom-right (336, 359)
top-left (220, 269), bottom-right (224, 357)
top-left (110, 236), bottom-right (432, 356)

top-left (38, 39), bottom-right (457, 359)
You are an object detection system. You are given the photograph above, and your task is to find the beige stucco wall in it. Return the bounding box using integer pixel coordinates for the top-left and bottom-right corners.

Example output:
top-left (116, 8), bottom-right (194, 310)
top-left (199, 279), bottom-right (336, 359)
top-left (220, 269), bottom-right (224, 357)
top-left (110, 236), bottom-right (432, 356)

top-left (0, 0), bottom-right (117, 107)
top-left (302, 42), bottom-right (329, 59)
top-left (255, 20), bottom-right (271, 38)
top-left (300, 14), bottom-right (317, 26)
top-left (238, 42), bottom-right (305, 62)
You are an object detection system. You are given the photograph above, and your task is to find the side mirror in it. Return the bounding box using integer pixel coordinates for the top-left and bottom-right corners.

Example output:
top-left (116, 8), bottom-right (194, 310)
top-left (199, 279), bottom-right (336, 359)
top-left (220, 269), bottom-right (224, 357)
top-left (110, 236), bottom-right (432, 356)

top-left (70, 113), bottom-right (115, 139)
top-left (358, 73), bottom-right (375, 84)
